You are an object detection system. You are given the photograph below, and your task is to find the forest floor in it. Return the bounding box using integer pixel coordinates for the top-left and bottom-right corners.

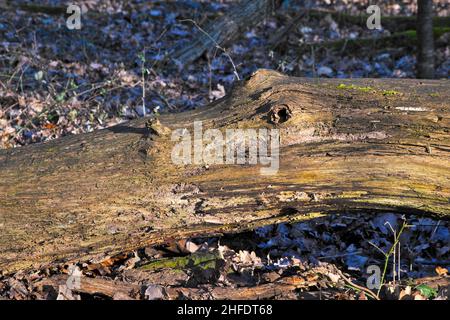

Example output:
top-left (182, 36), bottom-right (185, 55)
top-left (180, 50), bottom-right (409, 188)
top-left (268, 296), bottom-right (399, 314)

top-left (0, 0), bottom-right (449, 300)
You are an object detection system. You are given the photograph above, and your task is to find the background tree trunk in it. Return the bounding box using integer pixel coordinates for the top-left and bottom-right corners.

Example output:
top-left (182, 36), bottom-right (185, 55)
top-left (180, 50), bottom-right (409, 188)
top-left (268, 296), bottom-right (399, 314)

top-left (417, 0), bottom-right (435, 79)
top-left (1, 70), bottom-right (449, 274)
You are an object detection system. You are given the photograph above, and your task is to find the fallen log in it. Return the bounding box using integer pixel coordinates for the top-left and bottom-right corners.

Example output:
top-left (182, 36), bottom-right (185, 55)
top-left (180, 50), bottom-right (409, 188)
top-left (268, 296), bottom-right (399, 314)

top-left (1, 69), bottom-right (449, 274)
top-left (306, 8), bottom-right (450, 33)
top-left (165, 275), bottom-right (314, 300)
top-left (36, 273), bottom-right (314, 300)
top-left (296, 27), bottom-right (450, 55)
top-left (36, 274), bottom-right (140, 300)
top-left (30, 267), bottom-right (450, 300)
top-left (170, 0), bottom-right (282, 67)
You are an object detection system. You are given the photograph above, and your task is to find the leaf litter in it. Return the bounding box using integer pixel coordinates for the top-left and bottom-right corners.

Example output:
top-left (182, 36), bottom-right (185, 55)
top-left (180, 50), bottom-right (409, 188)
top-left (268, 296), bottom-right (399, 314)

top-left (0, 212), bottom-right (448, 300)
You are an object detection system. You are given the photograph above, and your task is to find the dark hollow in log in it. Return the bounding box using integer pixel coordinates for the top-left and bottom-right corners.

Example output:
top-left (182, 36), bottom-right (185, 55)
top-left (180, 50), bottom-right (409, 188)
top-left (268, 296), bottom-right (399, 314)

top-left (1, 69), bottom-right (449, 274)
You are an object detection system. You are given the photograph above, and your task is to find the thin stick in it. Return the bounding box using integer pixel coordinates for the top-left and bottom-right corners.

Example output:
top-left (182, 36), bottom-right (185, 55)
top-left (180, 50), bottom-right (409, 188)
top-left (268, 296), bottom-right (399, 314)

top-left (141, 48), bottom-right (146, 117)
top-left (335, 269), bottom-right (379, 300)
top-left (179, 19), bottom-right (240, 80)
top-left (398, 239), bottom-right (401, 283)
top-left (377, 220), bottom-right (407, 298)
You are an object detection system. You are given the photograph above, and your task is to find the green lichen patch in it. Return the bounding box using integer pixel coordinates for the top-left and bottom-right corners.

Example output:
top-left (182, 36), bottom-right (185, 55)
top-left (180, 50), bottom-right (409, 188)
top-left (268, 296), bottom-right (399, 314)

top-left (382, 90), bottom-right (401, 96)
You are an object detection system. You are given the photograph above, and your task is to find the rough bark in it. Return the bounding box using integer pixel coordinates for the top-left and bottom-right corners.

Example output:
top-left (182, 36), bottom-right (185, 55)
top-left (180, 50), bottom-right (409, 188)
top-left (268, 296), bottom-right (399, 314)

top-left (417, 0), bottom-right (435, 79)
top-left (34, 271), bottom-right (450, 300)
top-left (170, 0), bottom-right (282, 67)
top-left (1, 69), bottom-right (449, 274)
top-left (37, 273), bottom-right (316, 300)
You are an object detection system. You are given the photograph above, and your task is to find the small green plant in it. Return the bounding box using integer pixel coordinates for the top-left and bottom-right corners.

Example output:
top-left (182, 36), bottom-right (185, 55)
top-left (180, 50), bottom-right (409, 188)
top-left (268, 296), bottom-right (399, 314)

top-left (415, 284), bottom-right (437, 299)
top-left (68, 109), bottom-right (78, 122)
top-left (55, 91), bottom-right (66, 102)
top-left (69, 79), bottom-right (78, 90)
top-left (369, 218), bottom-right (409, 298)
top-left (46, 110), bottom-right (59, 124)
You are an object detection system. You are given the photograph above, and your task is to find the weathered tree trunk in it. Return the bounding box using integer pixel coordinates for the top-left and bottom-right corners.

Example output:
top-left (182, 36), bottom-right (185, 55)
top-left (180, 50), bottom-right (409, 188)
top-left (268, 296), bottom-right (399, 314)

top-left (1, 69), bottom-right (449, 274)
top-left (170, 0), bottom-right (282, 67)
top-left (417, 0), bottom-right (435, 79)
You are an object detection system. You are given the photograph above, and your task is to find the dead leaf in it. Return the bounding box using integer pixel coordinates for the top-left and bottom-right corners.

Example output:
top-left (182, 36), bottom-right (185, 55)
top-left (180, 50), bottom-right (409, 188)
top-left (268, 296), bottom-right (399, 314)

top-left (17, 96), bottom-right (26, 107)
top-left (326, 272), bottom-right (340, 283)
top-left (86, 253), bottom-right (128, 274)
top-left (435, 266), bottom-right (448, 276)
top-left (145, 284), bottom-right (165, 300)
top-left (306, 273), bottom-right (319, 282)
top-left (280, 276), bottom-right (305, 286)
top-left (185, 240), bottom-right (199, 253)
top-left (113, 292), bottom-right (134, 300)
top-left (238, 250), bottom-right (262, 266)
top-left (123, 252), bottom-right (141, 270)
top-left (413, 293), bottom-right (426, 300)
top-left (43, 123), bottom-right (57, 129)
top-left (358, 291), bottom-right (367, 300)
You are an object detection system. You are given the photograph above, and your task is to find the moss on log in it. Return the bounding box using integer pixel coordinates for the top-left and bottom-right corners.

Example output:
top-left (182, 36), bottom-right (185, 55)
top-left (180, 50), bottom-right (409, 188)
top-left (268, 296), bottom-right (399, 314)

top-left (138, 251), bottom-right (222, 271)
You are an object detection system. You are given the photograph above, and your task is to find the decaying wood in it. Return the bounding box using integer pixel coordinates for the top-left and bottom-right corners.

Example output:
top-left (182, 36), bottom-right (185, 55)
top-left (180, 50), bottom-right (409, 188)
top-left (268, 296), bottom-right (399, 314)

top-left (166, 275), bottom-right (314, 300)
top-left (170, 0), bottom-right (282, 67)
top-left (414, 275), bottom-right (450, 290)
top-left (36, 271), bottom-right (450, 300)
top-left (37, 273), bottom-right (315, 300)
top-left (269, 8), bottom-right (450, 50)
top-left (36, 275), bottom-right (140, 299)
top-left (1, 69), bottom-right (449, 274)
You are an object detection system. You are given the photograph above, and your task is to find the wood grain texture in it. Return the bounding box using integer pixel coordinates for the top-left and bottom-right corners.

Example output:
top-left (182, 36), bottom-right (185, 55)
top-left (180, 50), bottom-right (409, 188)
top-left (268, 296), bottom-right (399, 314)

top-left (1, 69), bottom-right (449, 274)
